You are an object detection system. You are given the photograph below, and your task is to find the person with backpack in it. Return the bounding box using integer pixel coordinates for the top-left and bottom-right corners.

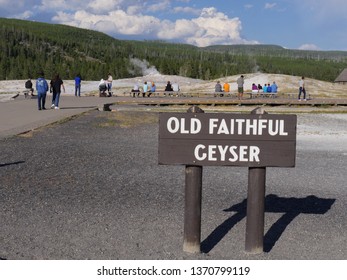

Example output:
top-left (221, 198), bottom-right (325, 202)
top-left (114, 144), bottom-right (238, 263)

top-left (25, 78), bottom-right (34, 96)
top-left (35, 72), bottom-right (49, 110)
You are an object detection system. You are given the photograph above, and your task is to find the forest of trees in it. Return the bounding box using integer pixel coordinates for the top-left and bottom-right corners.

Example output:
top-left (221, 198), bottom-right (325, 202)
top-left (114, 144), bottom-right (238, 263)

top-left (1, 18), bottom-right (347, 82)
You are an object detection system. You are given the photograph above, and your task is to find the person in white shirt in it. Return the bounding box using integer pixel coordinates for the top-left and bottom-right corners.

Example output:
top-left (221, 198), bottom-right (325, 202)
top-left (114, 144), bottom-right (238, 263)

top-left (107, 73), bottom-right (113, 96)
top-left (172, 82), bottom-right (180, 96)
top-left (298, 76), bottom-right (306, 101)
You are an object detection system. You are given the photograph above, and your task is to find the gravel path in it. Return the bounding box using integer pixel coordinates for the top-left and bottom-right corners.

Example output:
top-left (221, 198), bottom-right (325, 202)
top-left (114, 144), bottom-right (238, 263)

top-left (0, 110), bottom-right (346, 260)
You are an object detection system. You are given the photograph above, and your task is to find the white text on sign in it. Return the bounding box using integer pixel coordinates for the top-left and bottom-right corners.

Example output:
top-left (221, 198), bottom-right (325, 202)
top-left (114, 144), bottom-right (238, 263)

top-left (166, 117), bottom-right (289, 136)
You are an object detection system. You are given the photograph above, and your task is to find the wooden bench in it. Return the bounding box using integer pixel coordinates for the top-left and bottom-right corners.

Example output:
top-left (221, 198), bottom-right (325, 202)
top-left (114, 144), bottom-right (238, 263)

top-left (123, 91), bottom-right (196, 97)
top-left (122, 90), bottom-right (239, 98)
top-left (248, 91), bottom-right (278, 99)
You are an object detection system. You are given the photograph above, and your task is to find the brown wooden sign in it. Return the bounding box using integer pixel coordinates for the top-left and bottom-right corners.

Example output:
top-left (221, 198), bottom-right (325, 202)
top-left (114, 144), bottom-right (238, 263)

top-left (159, 113), bottom-right (297, 167)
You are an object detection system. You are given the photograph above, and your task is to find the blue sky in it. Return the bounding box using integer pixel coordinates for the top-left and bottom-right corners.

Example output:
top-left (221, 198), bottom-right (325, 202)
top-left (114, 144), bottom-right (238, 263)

top-left (1, 0), bottom-right (347, 51)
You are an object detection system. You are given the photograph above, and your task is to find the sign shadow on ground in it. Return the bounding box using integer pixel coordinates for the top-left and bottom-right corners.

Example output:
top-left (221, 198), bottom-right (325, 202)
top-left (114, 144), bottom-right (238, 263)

top-left (201, 194), bottom-right (336, 253)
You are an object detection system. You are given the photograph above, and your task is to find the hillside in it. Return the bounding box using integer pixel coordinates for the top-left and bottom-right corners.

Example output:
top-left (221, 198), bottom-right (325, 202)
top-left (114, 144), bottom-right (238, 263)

top-left (1, 18), bottom-right (347, 82)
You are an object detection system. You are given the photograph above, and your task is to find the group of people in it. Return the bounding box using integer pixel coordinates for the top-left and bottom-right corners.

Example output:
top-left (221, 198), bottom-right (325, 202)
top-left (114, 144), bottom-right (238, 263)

top-left (235, 75), bottom-right (309, 100)
top-left (27, 73), bottom-right (82, 110)
top-left (214, 81), bottom-right (230, 97)
top-left (215, 75), bottom-right (280, 100)
top-left (131, 81), bottom-right (157, 97)
top-left (98, 73), bottom-right (113, 97)
top-left (27, 72), bottom-right (308, 109)
top-left (31, 72), bottom-right (65, 110)
top-left (131, 81), bottom-right (180, 97)
top-left (252, 82), bottom-right (278, 94)
top-left (164, 81), bottom-right (180, 96)
top-left (213, 77), bottom-right (279, 99)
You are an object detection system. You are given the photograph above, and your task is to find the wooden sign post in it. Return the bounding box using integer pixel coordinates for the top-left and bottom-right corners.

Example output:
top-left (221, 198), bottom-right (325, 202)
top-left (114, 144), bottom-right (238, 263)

top-left (158, 106), bottom-right (297, 253)
top-left (245, 107), bottom-right (267, 253)
top-left (184, 106), bottom-right (204, 253)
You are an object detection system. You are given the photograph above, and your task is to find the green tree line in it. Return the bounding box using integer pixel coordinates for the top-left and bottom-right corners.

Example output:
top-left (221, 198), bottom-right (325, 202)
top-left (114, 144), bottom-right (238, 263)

top-left (1, 18), bottom-right (346, 82)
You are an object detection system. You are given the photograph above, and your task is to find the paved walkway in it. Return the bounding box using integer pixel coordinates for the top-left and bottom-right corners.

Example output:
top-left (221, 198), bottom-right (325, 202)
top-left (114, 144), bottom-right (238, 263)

top-left (0, 95), bottom-right (113, 139)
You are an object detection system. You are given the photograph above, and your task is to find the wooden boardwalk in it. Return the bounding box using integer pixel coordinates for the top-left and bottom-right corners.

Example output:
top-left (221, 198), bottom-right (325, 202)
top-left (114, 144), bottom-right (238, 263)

top-left (114, 96), bottom-right (347, 107)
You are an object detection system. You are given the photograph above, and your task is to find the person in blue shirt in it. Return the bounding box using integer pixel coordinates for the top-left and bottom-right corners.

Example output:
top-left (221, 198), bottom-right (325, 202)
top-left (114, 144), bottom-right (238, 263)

top-left (263, 84), bottom-right (268, 93)
top-left (36, 72), bottom-right (49, 110)
top-left (74, 74), bottom-right (82, 97)
top-left (148, 82), bottom-right (156, 97)
top-left (267, 83), bottom-right (272, 93)
top-left (271, 81), bottom-right (278, 93)
top-left (142, 81), bottom-right (148, 97)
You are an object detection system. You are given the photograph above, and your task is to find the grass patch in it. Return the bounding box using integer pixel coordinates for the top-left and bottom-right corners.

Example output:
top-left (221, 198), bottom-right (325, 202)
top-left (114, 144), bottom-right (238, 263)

top-left (98, 111), bottom-right (158, 128)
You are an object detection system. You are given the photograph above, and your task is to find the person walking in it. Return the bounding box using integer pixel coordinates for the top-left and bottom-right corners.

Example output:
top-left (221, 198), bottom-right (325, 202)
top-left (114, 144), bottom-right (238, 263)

top-left (50, 74), bottom-right (65, 109)
top-left (298, 76), bottom-right (306, 101)
top-left (237, 75), bottom-right (245, 100)
top-left (36, 72), bottom-right (49, 110)
top-left (74, 74), bottom-right (82, 97)
top-left (49, 77), bottom-right (56, 106)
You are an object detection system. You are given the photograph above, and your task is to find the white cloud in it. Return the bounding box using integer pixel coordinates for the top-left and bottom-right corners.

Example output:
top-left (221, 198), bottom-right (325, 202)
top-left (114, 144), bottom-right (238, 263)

top-left (156, 7), bottom-right (259, 47)
top-left (14, 10), bottom-right (34, 20)
top-left (185, 8), bottom-right (258, 47)
top-left (157, 19), bottom-right (198, 40)
top-left (265, 3), bottom-right (277, 9)
top-left (87, 0), bottom-right (123, 14)
top-left (147, 0), bottom-right (170, 12)
top-left (173, 6), bottom-right (201, 15)
top-left (126, 5), bottom-right (142, 15)
top-left (51, 4), bottom-right (258, 47)
top-left (298, 44), bottom-right (320, 51)
top-left (54, 9), bottom-right (161, 35)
